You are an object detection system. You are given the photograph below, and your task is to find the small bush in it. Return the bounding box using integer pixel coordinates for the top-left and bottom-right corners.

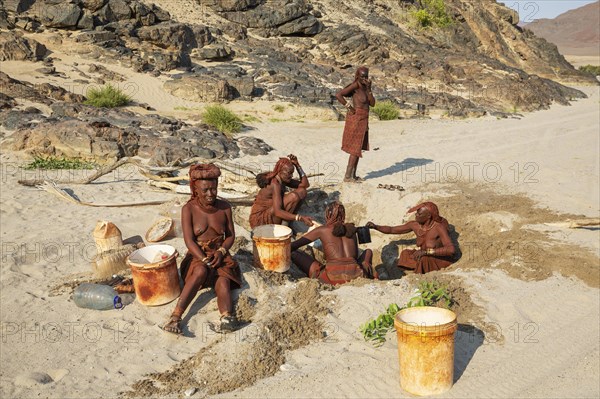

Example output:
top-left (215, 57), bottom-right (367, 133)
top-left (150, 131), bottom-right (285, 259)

top-left (273, 104), bottom-right (285, 112)
top-left (84, 84), bottom-right (131, 108)
top-left (25, 155), bottom-right (95, 170)
top-left (359, 280), bottom-right (454, 347)
top-left (579, 65), bottom-right (600, 76)
top-left (372, 101), bottom-right (400, 120)
top-left (413, 9), bottom-right (433, 27)
top-left (411, 0), bottom-right (453, 28)
top-left (201, 104), bottom-right (243, 135)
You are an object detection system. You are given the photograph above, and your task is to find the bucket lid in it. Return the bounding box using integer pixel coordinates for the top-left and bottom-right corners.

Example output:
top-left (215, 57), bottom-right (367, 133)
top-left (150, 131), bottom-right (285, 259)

top-left (145, 218), bottom-right (174, 243)
top-left (394, 306), bottom-right (457, 336)
top-left (252, 224), bottom-right (292, 240)
top-left (127, 245), bottom-right (177, 269)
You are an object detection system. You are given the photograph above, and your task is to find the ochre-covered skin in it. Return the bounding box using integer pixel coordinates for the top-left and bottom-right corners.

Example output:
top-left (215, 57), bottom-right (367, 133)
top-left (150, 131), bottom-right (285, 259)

top-left (394, 307), bottom-right (458, 396)
top-left (130, 257), bottom-right (181, 306)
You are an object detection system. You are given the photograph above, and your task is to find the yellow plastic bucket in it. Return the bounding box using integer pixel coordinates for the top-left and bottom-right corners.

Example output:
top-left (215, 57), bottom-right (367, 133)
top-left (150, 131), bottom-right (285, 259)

top-left (394, 306), bottom-right (458, 396)
top-left (126, 245), bottom-right (181, 306)
top-left (252, 224), bottom-right (292, 272)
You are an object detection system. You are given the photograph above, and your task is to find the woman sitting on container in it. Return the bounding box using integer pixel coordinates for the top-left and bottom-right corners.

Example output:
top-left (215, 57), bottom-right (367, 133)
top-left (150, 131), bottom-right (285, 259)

top-left (366, 202), bottom-right (455, 274)
top-left (249, 154), bottom-right (314, 229)
top-left (290, 201), bottom-right (375, 285)
top-left (162, 163), bottom-right (242, 335)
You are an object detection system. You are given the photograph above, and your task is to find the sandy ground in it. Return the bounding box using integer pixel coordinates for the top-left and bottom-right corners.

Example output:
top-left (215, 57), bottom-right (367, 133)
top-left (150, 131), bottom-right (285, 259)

top-left (1, 48), bottom-right (599, 399)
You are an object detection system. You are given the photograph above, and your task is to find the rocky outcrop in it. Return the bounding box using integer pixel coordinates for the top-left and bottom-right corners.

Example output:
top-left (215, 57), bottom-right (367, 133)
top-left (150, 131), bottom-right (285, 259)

top-left (0, 72), bottom-right (86, 105)
top-left (0, 73), bottom-right (271, 164)
top-left (213, 0), bottom-right (323, 37)
top-left (0, 30), bottom-right (46, 61)
top-left (2, 0), bottom-right (597, 114)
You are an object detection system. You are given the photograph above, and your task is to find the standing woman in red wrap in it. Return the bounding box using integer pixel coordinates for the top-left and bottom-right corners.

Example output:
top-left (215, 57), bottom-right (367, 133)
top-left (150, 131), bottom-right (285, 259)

top-left (336, 66), bottom-right (375, 182)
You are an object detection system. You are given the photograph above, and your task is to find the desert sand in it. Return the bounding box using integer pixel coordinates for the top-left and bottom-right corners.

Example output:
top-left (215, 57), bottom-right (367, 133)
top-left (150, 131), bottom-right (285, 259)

top-left (1, 52), bottom-right (599, 399)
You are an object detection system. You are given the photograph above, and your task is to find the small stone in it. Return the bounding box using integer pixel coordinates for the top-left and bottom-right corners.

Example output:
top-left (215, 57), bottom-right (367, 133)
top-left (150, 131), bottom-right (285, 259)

top-left (184, 387), bottom-right (197, 397)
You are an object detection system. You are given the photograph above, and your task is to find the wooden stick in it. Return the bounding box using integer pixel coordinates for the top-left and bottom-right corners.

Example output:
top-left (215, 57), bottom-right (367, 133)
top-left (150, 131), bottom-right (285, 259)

top-left (543, 218), bottom-right (600, 229)
top-left (38, 181), bottom-right (170, 207)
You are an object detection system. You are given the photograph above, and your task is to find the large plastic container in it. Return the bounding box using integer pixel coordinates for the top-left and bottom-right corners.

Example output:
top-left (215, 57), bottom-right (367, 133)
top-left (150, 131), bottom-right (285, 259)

top-left (73, 283), bottom-right (122, 310)
top-left (394, 306), bottom-right (458, 396)
top-left (91, 244), bottom-right (136, 279)
top-left (126, 245), bottom-right (181, 306)
top-left (93, 221), bottom-right (122, 254)
top-left (252, 224), bottom-right (292, 272)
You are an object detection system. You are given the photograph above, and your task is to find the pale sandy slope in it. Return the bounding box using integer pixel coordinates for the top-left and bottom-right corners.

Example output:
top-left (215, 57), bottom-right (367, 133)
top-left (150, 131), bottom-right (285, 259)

top-left (0, 71), bottom-right (598, 398)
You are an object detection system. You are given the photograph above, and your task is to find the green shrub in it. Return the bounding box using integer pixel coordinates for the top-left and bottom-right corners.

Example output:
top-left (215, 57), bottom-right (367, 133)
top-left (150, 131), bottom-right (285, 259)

top-left (413, 9), bottom-right (433, 27)
top-left (84, 84), bottom-right (131, 108)
top-left (24, 155), bottom-right (95, 170)
top-left (273, 104), bottom-right (285, 112)
top-left (411, 0), bottom-right (453, 28)
top-left (579, 65), bottom-right (600, 76)
top-left (372, 100), bottom-right (400, 120)
top-left (359, 280), bottom-right (453, 347)
top-left (201, 104), bottom-right (243, 135)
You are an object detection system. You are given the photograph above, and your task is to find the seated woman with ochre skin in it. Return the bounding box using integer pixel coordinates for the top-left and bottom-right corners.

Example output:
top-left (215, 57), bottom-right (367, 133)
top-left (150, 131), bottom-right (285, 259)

top-left (367, 202), bottom-right (455, 274)
top-left (291, 201), bottom-right (376, 285)
top-left (249, 154), bottom-right (314, 229)
top-left (162, 164), bottom-right (242, 335)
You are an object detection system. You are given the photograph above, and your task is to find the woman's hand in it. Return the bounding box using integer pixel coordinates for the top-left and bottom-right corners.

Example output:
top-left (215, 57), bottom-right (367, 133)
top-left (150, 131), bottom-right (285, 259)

top-left (412, 249), bottom-right (425, 261)
top-left (299, 215), bottom-right (314, 227)
top-left (366, 221), bottom-right (377, 229)
top-left (347, 104), bottom-right (355, 115)
top-left (204, 252), bottom-right (224, 269)
top-left (288, 154), bottom-right (300, 167)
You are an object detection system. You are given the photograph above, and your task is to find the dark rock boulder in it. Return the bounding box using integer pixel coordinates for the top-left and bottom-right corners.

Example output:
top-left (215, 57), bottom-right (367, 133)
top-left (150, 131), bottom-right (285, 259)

top-left (0, 30), bottom-right (47, 61)
top-left (136, 21), bottom-right (196, 52)
top-left (236, 135), bottom-right (273, 156)
top-left (0, 72), bottom-right (85, 105)
top-left (38, 1), bottom-right (82, 29)
top-left (164, 74), bottom-right (235, 102)
top-left (192, 44), bottom-right (232, 60)
top-left (3, 0), bottom-right (37, 14)
top-left (0, 109), bottom-right (47, 130)
top-left (0, 93), bottom-right (17, 110)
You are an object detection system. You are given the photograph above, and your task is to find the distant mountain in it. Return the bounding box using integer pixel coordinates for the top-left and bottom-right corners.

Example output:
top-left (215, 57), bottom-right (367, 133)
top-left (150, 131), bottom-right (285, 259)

top-left (525, 1), bottom-right (599, 56)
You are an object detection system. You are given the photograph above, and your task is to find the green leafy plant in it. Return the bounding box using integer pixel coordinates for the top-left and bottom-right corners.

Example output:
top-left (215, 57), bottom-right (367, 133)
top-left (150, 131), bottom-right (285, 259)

top-left (406, 280), bottom-right (453, 308)
top-left (360, 303), bottom-right (401, 347)
top-left (372, 100), bottom-right (400, 120)
top-left (84, 84), bottom-right (132, 108)
top-left (201, 104), bottom-right (243, 135)
top-left (579, 65), bottom-right (600, 76)
top-left (411, 0), bottom-right (453, 28)
top-left (360, 280), bottom-right (453, 346)
top-left (24, 155), bottom-right (95, 170)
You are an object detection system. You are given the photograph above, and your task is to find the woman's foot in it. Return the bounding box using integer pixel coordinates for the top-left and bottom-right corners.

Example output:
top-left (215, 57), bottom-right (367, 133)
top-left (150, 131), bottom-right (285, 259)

top-left (220, 314), bottom-right (239, 332)
top-left (161, 315), bottom-right (182, 335)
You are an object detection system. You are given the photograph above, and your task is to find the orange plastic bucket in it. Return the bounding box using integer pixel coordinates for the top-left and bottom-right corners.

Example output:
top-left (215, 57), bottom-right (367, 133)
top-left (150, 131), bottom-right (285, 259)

top-left (394, 306), bottom-right (458, 396)
top-left (126, 245), bottom-right (181, 306)
top-left (252, 224), bottom-right (292, 272)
